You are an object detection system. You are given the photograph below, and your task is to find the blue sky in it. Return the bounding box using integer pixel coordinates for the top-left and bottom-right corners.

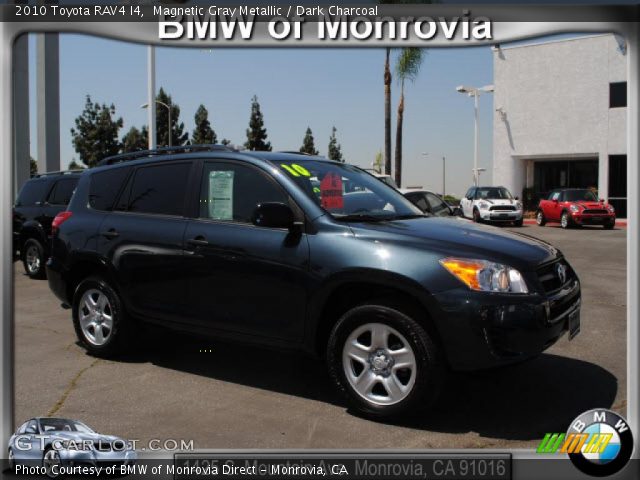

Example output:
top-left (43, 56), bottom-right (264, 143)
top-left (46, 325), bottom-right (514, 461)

top-left (29, 34), bottom-right (498, 196)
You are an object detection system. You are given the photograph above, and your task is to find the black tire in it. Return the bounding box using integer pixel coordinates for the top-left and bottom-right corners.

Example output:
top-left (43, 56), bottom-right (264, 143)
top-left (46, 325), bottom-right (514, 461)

top-left (21, 238), bottom-right (46, 279)
top-left (8, 448), bottom-right (15, 470)
top-left (72, 276), bottom-right (134, 357)
top-left (604, 220), bottom-right (615, 230)
top-left (327, 304), bottom-right (444, 419)
top-left (514, 218), bottom-right (524, 227)
top-left (472, 208), bottom-right (482, 223)
top-left (535, 210), bottom-right (546, 226)
top-left (560, 211), bottom-right (573, 229)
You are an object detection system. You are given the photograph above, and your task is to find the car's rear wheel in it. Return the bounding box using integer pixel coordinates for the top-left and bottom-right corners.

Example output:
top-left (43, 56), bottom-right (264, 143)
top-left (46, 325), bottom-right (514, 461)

top-left (43, 448), bottom-right (60, 478)
top-left (72, 276), bottom-right (134, 357)
top-left (560, 212), bottom-right (571, 229)
top-left (536, 210), bottom-right (546, 226)
top-left (327, 304), bottom-right (443, 419)
top-left (22, 238), bottom-right (46, 279)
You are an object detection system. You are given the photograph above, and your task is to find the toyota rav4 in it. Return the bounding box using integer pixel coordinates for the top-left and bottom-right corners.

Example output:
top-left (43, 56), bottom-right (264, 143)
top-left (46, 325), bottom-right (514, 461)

top-left (47, 145), bottom-right (581, 418)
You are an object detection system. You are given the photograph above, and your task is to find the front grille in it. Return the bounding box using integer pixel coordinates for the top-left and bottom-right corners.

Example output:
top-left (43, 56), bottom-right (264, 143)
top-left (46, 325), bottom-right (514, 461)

top-left (489, 205), bottom-right (516, 211)
top-left (537, 259), bottom-right (574, 293)
top-left (582, 209), bottom-right (608, 215)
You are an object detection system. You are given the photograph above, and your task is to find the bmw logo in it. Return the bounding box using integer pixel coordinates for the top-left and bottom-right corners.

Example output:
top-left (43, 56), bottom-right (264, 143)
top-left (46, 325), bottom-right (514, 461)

top-left (567, 409), bottom-right (634, 477)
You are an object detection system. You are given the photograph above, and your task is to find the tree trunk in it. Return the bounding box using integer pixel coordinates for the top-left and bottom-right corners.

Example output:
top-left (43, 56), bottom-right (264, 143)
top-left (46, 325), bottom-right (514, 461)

top-left (394, 87), bottom-right (405, 188)
top-left (384, 48), bottom-right (392, 176)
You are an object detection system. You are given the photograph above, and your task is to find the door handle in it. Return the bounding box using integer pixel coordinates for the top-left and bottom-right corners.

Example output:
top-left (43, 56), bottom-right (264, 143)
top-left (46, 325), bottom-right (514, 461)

top-left (187, 236), bottom-right (209, 247)
top-left (102, 229), bottom-right (119, 239)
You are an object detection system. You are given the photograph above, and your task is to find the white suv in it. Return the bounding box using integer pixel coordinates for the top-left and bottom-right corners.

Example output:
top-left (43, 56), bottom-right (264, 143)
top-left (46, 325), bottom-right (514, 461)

top-left (460, 186), bottom-right (523, 226)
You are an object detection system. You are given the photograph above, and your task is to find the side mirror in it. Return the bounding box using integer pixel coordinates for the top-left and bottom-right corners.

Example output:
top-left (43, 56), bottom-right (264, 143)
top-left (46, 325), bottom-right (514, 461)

top-left (451, 207), bottom-right (462, 216)
top-left (600, 198), bottom-right (605, 203)
top-left (553, 198), bottom-right (559, 203)
top-left (252, 202), bottom-right (298, 230)
top-left (514, 196), bottom-right (519, 200)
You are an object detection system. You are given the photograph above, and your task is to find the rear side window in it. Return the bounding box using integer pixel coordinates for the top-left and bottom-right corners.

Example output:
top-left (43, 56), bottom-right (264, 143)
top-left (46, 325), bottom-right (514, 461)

top-left (16, 179), bottom-right (49, 206)
top-left (89, 167), bottom-right (132, 211)
top-left (126, 163), bottom-right (191, 216)
top-left (47, 178), bottom-right (78, 205)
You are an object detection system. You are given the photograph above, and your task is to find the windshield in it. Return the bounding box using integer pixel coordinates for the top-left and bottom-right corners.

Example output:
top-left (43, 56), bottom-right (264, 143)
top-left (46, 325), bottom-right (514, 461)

top-left (39, 418), bottom-right (94, 433)
top-left (275, 160), bottom-right (422, 220)
top-left (564, 190), bottom-right (599, 202)
top-left (475, 187), bottom-right (513, 200)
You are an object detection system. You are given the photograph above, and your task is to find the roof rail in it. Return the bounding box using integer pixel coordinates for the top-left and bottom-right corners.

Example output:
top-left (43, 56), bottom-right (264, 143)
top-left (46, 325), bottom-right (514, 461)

top-left (32, 169), bottom-right (85, 178)
top-left (98, 144), bottom-right (233, 167)
top-left (278, 151), bottom-right (312, 156)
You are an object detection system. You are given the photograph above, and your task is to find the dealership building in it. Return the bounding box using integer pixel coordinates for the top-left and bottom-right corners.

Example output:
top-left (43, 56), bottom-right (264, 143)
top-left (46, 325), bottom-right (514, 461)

top-left (492, 34), bottom-right (628, 217)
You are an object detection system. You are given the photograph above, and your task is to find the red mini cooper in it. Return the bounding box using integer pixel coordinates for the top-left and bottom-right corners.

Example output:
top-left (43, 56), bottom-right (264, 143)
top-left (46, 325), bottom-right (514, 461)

top-left (536, 188), bottom-right (616, 229)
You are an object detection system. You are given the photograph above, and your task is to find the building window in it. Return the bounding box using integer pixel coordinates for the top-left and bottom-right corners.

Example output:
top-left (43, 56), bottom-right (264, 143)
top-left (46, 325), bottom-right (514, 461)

top-left (608, 155), bottom-right (627, 218)
top-left (609, 82), bottom-right (627, 108)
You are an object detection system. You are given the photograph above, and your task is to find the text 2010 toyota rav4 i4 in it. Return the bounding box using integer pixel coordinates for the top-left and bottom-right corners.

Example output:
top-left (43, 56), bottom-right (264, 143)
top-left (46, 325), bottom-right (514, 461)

top-left (47, 146), bottom-right (581, 418)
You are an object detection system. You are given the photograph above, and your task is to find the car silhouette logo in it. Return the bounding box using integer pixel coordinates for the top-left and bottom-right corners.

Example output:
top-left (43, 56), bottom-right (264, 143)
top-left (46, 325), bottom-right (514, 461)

top-left (556, 263), bottom-right (567, 284)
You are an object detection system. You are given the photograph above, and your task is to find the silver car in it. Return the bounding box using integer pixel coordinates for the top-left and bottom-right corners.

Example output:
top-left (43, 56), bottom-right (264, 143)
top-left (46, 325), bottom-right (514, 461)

top-left (8, 417), bottom-right (136, 475)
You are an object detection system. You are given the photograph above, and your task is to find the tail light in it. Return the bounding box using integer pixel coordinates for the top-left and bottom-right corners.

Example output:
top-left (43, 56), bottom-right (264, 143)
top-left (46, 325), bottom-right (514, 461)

top-left (52, 211), bottom-right (73, 234)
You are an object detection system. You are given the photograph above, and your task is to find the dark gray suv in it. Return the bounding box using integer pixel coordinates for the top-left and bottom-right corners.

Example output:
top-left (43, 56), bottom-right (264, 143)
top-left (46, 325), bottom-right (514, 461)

top-left (47, 145), bottom-right (581, 418)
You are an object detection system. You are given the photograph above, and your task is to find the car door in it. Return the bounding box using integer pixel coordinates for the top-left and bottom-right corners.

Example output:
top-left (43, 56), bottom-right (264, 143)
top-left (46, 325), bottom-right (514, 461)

top-left (425, 192), bottom-right (452, 217)
top-left (182, 159), bottom-right (310, 342)
top-left (548, 190), bottom-right (562, 220)
top-left (97, 162), bottom-right (193, 324)
top-left (462, 188), bottom-right (475, 218)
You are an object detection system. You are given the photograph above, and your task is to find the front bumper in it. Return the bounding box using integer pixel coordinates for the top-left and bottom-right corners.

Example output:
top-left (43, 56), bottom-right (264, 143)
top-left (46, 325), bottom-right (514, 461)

top-left (431, 278), bottom-right (580, 370)
top-left (479, 210), bottom-right (523, 222)
top-left (571, 212), bottom-right (615, 225)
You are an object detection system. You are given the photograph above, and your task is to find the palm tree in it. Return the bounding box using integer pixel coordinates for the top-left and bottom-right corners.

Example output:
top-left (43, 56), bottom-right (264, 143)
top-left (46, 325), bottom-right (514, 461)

top-left (394, 48), bottom-right (424, 188)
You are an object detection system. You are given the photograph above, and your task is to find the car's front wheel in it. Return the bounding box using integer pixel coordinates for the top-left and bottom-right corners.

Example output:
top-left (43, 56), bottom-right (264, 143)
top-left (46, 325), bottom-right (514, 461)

top-left (43, 448), bottom-right (61, 478)
top-left (22, 238), bottom-right (46, 279)
top-left (604, 220), bottom-right (615, 230)
top-left (561, 212), bottom-right (572, 229)
top-left (536, 210), bottom-right (546, 226)
top-left (327, 304), bottom-right (443, 419)
top-left (472, 208), bottom-right (482, 223)
top-left (72, 276), bottom-right (134, 357)
top-left (8, 448), bottom-right (15, 470)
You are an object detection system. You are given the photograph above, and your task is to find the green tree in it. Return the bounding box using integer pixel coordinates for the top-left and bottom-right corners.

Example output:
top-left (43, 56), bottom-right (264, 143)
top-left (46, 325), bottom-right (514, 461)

top-left (68, 159), bottom-right (86, 170)
top-left (373, 150), bottom-right (383, 173)
top-left (192, 104), bottom-right (217, 145)
top-left (155, 87), bottom-right (188, 147)
top-left (244, 95), bottom-right (272, 151)
top-left (300, 127), bottom-right (319, 155)
top-left (70, 95), bottom-right (123, 167)
top-left (394, 48), bottom-right (424, 188)
top-left (122, 126), bottom-right (148, 152)
top-left (328, 126), bottom-right (343, 162)
top-left (221, 138), bottom-right (231, 146)
top-left (30, 157), bottom-right (37, 177)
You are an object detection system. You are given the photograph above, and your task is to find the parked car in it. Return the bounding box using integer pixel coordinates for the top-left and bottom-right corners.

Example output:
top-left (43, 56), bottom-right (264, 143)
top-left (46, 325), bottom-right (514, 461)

top-left (13, 171), bottom-right (81, 278)
top-left (47, 145), bottom-right (580, 418)
top-left (536, 188), bottom-right (616, 229)
top-left (363, 169), bottom-right (399, 189)
top-left (460, 186), bottom-right (523, 226)
top-left (8, 417), bottom-right (136, 475)
top-left (401, 189), bottom-right (460, 217)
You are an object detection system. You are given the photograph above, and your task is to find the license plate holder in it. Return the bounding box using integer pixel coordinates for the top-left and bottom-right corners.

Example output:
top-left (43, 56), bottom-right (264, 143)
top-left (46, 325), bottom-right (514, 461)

top-left (568, 309), bottom-right (581, 340)
top-left (591, 217), bottom-right (602, 222)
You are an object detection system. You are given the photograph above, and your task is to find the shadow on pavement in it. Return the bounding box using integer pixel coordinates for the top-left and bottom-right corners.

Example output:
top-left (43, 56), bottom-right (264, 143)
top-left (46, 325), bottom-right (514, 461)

top-left (109, 330), bottom-right (617, 442)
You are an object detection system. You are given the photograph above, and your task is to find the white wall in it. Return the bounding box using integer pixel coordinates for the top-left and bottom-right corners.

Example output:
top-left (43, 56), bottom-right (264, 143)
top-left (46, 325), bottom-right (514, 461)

top-left (493, 34), bottom-right (627, 200)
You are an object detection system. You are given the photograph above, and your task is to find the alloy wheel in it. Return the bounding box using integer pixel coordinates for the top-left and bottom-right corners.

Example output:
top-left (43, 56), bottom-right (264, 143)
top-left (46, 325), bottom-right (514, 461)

top-left (79, 289), bottom-right (114, 346)
top-left (342, 322), bottom-right (417, 406)
top-left (536, 212), bottom-right (544, 225)
top-left (25, 245), bottom-right (40, 274)
top-left (43, 449), bottom-right (60, 478)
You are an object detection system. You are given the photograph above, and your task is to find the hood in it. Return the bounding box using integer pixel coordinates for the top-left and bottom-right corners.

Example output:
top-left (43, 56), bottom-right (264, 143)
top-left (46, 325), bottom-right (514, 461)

top-left (348, 217), bottom-right (559, 268)
top-left (47, 431), bottom-right (122, 443)
top-left (574, 201), bottom-right (606, 209)
top-left (481, 198), bottom-right (519, 206)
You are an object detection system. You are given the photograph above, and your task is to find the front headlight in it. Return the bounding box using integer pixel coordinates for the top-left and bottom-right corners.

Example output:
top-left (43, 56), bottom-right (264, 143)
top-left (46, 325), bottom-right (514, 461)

top-left (516, 201), bottom-right (523, 210)
top-left (478, 202), bottom-right (489, 210)
top-left (569, 204), bottom-right (581, 213)
top-left (607, 204), bottom-right (615, 213)
top-left (439, 257), bottom-right (529, 293)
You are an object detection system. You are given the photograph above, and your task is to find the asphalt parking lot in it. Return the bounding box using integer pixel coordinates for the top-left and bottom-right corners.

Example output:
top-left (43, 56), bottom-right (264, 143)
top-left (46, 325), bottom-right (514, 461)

top-left (13, 223), bottom-right (627, 450)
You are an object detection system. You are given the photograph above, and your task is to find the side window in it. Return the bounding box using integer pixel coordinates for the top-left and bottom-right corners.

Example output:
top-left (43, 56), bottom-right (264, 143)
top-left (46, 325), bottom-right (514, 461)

top-left (126, 163), bottom-right (191, 216)
top-left (550, 191), bottom-right (560, 201)
top-left (409, 193), bottom-right (429, 212)
top-left (199, 162), bottom-right (288, 223)
top-left (89, 167), bottom-right (132, 211)
top-left (47, 178), bottom-right (78, 205)
top-left (15, 179), bottom-right (49, 207)
top-left (426, 193), bottom-right (449, 216)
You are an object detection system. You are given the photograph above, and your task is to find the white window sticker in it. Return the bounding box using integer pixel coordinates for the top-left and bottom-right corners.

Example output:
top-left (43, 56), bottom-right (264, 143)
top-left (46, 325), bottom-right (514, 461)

top-left (209, 170), bottom-right (234, 220)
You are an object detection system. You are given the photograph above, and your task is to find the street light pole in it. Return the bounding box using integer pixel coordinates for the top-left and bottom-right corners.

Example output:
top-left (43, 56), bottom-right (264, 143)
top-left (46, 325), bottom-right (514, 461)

top-left (147, 46), bottom-right (156, 150)
top-left (141, 101), bottom-right (172, 147)
top-left (456, 84), bottom-right (494, 186)
top-left (442, 156), bottom-right (446, 197)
